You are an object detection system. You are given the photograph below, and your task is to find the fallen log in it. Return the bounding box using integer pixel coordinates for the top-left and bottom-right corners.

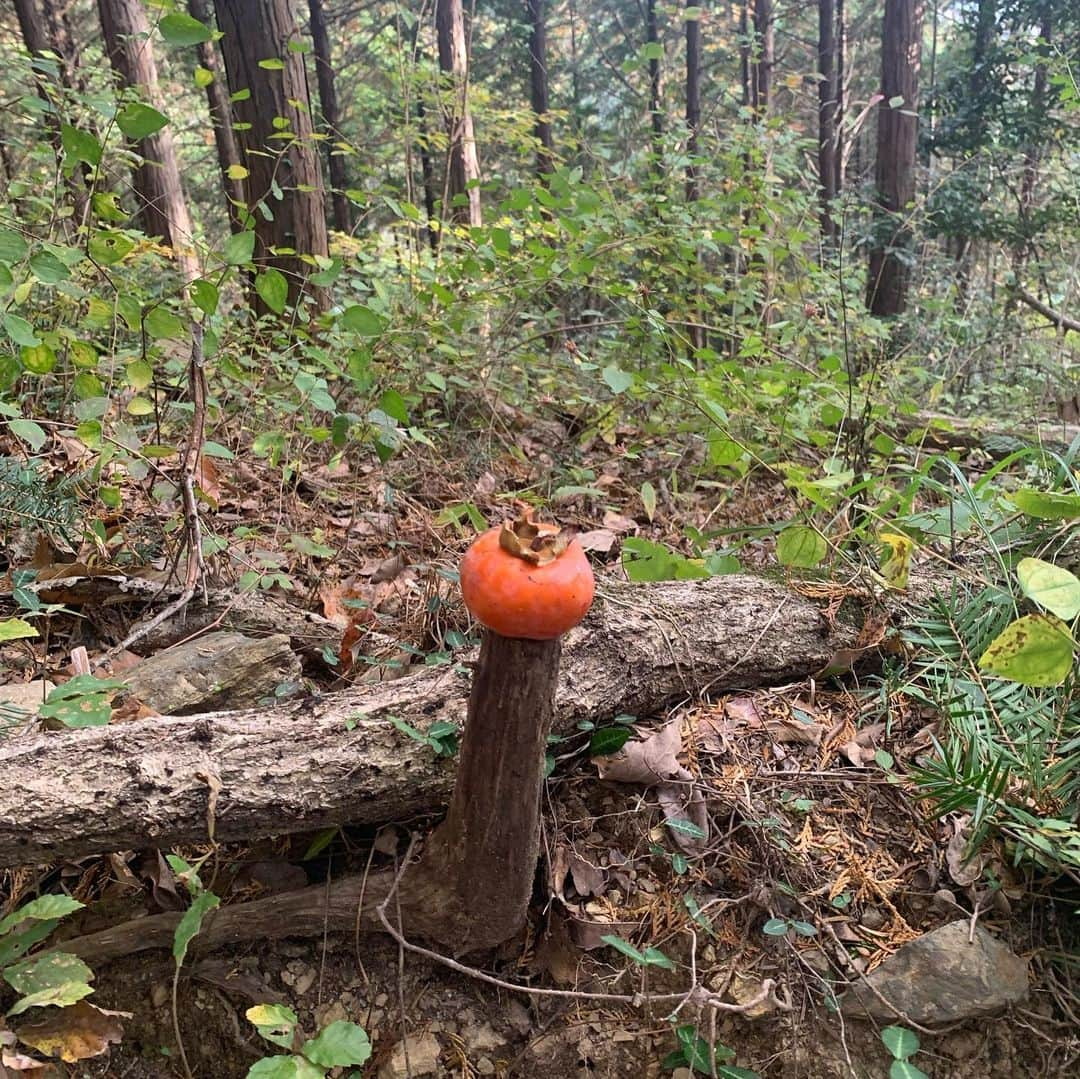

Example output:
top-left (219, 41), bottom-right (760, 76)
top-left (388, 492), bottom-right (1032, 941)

top-left (1, 574), bottom-right (870, 867)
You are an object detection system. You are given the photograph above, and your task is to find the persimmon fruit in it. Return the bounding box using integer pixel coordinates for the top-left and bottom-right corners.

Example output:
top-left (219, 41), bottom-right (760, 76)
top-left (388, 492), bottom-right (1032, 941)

top-left (460, 506), bottom-right (595, 640)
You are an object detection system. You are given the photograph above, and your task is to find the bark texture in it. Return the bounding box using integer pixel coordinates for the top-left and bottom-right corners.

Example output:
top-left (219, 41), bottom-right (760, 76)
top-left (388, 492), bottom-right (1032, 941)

top-left (750, 0), bottom-right (773, 116)
top-left (527, 0), bottom-right (555, 178)
top-left (866, 0), bottom-right (924, 317)
top-left (646, 0), bottom-right (663, 160)
top-left (818, 0), bottom-right (839, 244)
top-left (214, 0), bottom-right (330, 311)
top-left (416, 631), bottom-right (561, 953)
top-left (188, 0), bottom-right (245, 234)
top-left (1, 574), bottom-right (863, 867)
top-left (97, 0), bottom-right (198, 280)
top-left (685, 0), bottom-right (701, 200)
top-left (435, 0), bottom-right (482, 227)
top-left (308, 0), bottom-right (351, 233)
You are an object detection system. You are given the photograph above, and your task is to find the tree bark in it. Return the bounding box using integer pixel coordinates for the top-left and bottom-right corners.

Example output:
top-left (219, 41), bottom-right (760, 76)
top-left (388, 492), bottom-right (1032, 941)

top-left (417, 631), bottom-right (561, 953)
top-left (308, 0), bottom-right (351, 234)
top-left (435, 0), bottom-right (482, 227)
top-left (527, 0), bottom-right (555, 179)
top-left (0, 574), bottom-right (873, 867)
top-left (818, 0), bottom-right (839, 245)
top-left (866, 0), bottom-right (924, 317)
top-left (646, 0), bottom-right (663, 161)
top-left (97, 0), bottom-right (198, 282)
top-left (214, 0), bottom-right (330, 312)
top-left (750, 0), bottom-right (773, 117)
top-left (1018, 5), bottom-right (1051, 254)
top-left (685, 1), bottom-right (701, 201)
top-left (188, 0), bottom-right (245, 235)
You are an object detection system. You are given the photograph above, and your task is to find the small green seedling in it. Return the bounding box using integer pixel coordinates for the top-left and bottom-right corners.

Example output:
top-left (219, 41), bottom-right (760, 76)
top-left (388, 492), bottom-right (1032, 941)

top-left (246, 1004), bottom-right (372, 1078)
top-left (662, 1022), bottom-right (759, 1077)
top-left (881, 1025), bottom-right (929, 1079)
top-left (389, 716), bottom-right (459, 757)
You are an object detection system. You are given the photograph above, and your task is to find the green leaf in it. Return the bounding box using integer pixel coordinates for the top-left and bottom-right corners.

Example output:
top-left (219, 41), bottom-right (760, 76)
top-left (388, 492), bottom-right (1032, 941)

top-left (116, 103), bottom-right (169, 140)
top-left (89, 230), bottom-right (135, 265)
top-left (0, 226), bottom-right (29, 262)
top-left (173, 890), bottom-right (220, 966)
top-left (29, 250), bottom-right (69, 283)
top-left (0, 895), bottom-right (83, 937)
top-left (601, 934), bottom-right (648, 966)
top-left (621, 538), bottom-right (709, 582)
top-left (8, 419), bottom-right (47, 451)
top-left (5, 313), bottom-right (40, 347)
top-left (881, 1026), bottom-right (919, 1061)
top-left (1009, 489), bottom-right (1080, 520)
top-left (227, 163), bottom-right (250, 180)
top-left (245, 1057), bottom-right (304, 1078)
top-left (1016, 558), bottom-right (1080, 620)
top-left (302, 1020), bottom-right (372, 1067)
top-left (160, 12), bottom-right (214, 46)
top-left (247, 1003), bottom-right (299, 1050)
top-left (642, 41), bottom-right (663, 61)
top-left (642, 946), bottom-right (676, 970)
top-left (191, 279), bottom-right (219, 316)
top-left (20, 343), bottom-right (56, 375)
top-left (145, 306), bottom-right (185, 340)
top-left (676, 1025), bottom-right (715, 1073)
top-left (589, 727), bottom-right (631, 756)
top-left (640, 481), bottom-right (657, 522)
top-left (194, 66), bottom-right (214, 88)
top-left (776, 525), bottom-right (826, 568)
top-left (3, 951), bottom-right (92, 996)
top-left (0, 921), bottom-right (59, 968)
top-left (890, 1062), bottom-right (929, 1079)
top-left (75, 420), bottom-right (102, 448)
top-left (341, 304), bottom-right (386, 336)
top-left (256, 268), bottom-right (289, 314)
top-left (258, 58), bottom-right (286, 70)
top-left (0, 617), bottom-right (38, 642)
top-left (978, 614), bottom-right (1075, 687)
top-left (60, 124), bottom-right (102, 167)
top-left (762, 918), bottom-right (790, 936)
top-left (666, 818), bottom-right (706, 839)
top-left (38, 675), bottom-right (126, 729)
top-left (602, 364), bottom-right (633, 394)
top-left (223, 230), bottom-right (256, 265)
top-left (6, 978), bottom-right (94, 1016)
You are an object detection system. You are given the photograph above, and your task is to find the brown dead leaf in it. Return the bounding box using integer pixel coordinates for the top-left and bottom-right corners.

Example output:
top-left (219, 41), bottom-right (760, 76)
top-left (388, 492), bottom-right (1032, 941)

top-left (945, 817), bottom-right (984, 887)
top-left (724, 696), bottom-right (761, 726)
top-left (694, 711), bottom-right (734, 754)
top-left (840, 723), bottom-right (886, 767)
top-left (569, 854), bottom-right (607, 899)
top-left (532, 911), bottom-right (581, 985)
top-left (601, 511), bottom-right (636, 534)
top-left (195, 454), bottom-right (222, 504)
top-left (577, 529), bottom-right (617, 554)
top-left (549, 844), bottom-right (572, 902)
top-left (568, 915), bottom-right (641, 952)
top-left (1, 1047), bottom-right (62, 1076)
top-left (13, 1001), bottom-right (128, 1064)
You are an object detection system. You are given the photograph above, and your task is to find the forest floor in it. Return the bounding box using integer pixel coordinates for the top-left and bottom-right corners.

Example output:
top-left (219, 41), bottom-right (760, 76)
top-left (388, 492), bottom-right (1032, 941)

top-left (3, 408), bottom-right (1079, 1078)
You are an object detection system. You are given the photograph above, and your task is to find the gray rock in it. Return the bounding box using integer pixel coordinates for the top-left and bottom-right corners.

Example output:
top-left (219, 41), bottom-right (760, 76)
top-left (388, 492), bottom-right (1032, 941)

top-left (842, 920), bottom-right (1028, 1023)
top-left (378, 1033), bottom-right (442, 1079)
top-left (123, 631), bottom-right (300, 714)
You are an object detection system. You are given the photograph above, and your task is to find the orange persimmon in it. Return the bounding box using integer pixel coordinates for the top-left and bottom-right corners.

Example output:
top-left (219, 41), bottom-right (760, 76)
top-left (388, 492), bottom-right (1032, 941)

top-left (460, 506), bottom-right (595, 640)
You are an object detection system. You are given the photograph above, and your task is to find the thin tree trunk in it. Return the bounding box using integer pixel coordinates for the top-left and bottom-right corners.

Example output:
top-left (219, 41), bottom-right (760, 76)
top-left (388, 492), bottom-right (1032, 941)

top-left (214, 0), bottom-right (330, 312)
top-left (527, 0), bottom-right (555, 179)
top-left (751, 0), bottom-right (773, 116)
top-left (836, 0), bottom-right (845, 191)
top-left (866, 0), bottom-right (924, 317)
top-left (435, 0), bottom-right (482, 227)
top-left (739, 2), bottom-right (751, 109)
top-left (188, 0), bottom-right (245, 235)
top-left (1019, 5), bottom-right (1051, 250)
top-left (15, 0), bottom-right (89, 225)
top-left (685, 1), bottom-right (701, 200)
top-left (308, 0), bottom-right (351, 233)
top-left (97, 0), bottom-right (198, 282)
top-left (818, 0), bottom-right (839, 246)
top-left (646, 0), bottom-right (663, 162)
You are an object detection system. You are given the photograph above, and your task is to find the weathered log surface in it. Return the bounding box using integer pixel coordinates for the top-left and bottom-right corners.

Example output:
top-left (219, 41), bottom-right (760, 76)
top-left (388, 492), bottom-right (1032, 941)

top-left (1, 574), bottom-right (863, 866)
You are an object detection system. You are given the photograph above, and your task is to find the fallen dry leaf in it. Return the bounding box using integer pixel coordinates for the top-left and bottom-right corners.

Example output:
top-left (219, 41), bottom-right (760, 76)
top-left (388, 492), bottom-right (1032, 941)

top-left (13, 1001), bottom-right (128, 1064)
top-left (577, 529), bottom-right (617, 554)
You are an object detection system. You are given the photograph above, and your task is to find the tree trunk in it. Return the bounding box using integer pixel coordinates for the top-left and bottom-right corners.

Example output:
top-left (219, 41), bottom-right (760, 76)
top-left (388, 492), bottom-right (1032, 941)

top-left (0, 573), bottom-right (876, 867)
top-left (685, 1), bottom-right (701, 200)
top-left (188, 0), bottom-right (245, 235)
top-left (214, 0), bottom-right (330, 312)
top-left (97, 0), bottom-right (198, 282)
top-left (527, 0), bottom-right (555, 179)
top-left (866, 0), bottom-right (924, 317)
top-left (1018, 5), bottom-right (1051, 255)
top-left (646, 0), bottom-right (663, 161)
top-left (308, 0), bottom-right (351, 234)
top-left (435, 0), bottom-right (482, 227)
top-left (818, 0), bottom-right (839, 245)
top-left (751, 0), bottom-right (773, 116)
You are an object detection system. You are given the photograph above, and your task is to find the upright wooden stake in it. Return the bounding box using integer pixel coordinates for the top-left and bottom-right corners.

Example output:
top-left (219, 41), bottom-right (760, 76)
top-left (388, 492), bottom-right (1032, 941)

top-left (417, 630), bottom-right (561, 954)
